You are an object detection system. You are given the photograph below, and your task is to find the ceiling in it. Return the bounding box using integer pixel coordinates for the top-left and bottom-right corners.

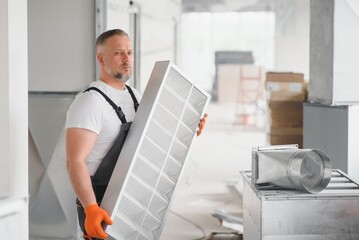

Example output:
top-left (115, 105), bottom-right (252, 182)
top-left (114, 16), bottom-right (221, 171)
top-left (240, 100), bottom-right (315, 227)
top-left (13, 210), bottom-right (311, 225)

top-left (182, 0), bottom-right (275, 12)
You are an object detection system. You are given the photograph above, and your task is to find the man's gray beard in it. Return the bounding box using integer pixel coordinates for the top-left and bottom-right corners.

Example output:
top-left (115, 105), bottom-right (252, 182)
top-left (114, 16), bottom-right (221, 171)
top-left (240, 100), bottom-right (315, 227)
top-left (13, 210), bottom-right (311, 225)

top-left (114, 73), bottom-right (131, 83)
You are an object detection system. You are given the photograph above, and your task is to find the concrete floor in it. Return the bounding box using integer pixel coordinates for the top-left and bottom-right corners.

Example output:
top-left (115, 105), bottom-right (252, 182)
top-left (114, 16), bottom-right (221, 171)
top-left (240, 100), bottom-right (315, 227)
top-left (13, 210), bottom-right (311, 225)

top-left (160, 103), bottom-right (266, 240)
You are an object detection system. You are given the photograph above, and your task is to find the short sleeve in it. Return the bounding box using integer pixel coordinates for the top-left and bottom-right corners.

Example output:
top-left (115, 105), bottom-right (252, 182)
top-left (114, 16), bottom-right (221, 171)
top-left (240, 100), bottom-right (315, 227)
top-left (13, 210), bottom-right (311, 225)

top-left (66, 92), bottom-right (106, 135)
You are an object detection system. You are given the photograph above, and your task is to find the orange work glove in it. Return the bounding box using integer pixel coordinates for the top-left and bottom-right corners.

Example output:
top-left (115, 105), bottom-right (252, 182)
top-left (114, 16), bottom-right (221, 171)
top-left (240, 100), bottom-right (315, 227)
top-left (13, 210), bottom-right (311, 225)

top-left (197, 113), bottom-right (208, 136)
top-left (84, 204), bottom-right (113, 239)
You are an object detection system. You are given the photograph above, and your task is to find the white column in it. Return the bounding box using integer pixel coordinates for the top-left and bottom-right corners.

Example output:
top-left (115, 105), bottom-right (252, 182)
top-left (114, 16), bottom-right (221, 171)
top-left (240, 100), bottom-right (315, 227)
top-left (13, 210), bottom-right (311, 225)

top-left (0, 0), bottom-right (29, 239)
top-left (309, 0), bottom-right (359, 105)
top-left (0, 0), bottom-right (10, 195)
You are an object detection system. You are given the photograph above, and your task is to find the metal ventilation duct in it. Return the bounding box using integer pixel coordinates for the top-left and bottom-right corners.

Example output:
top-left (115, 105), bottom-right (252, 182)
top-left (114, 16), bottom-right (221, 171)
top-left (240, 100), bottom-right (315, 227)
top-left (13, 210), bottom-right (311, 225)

top-left (101, 60), bottom-right (210, 240)
top-left (242, 169), bottom-right (359, 240)
top-left (252, 145), bottom-right (332, 193)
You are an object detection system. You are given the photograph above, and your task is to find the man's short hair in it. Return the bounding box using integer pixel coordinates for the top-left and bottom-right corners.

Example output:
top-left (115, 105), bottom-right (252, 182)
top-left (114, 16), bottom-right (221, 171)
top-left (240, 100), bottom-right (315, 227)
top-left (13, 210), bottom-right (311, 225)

top-left (96, 29), bottom-right (129, 47)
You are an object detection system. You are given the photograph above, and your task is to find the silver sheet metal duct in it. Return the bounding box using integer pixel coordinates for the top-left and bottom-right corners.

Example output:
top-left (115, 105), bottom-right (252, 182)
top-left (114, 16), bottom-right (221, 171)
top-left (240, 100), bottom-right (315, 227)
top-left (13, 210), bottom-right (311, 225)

top-left (252, 145), bottom-right (332, 193)
top-left (242, 170), bottom-right (359, 239)
top-left (101, 60), bottom-right (210, 240)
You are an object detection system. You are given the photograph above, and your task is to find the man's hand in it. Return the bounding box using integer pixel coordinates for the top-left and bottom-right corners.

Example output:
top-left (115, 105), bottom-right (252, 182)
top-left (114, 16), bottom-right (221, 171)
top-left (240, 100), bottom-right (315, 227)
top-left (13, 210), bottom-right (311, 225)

top-left (84, 204), bottom-right (113, 239)
top-left (196, 113), bottom-right (208, 136)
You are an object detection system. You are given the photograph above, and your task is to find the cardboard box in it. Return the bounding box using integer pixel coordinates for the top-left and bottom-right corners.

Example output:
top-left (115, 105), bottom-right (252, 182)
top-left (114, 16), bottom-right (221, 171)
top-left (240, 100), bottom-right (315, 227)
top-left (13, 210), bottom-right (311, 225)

top-left (266, 91), bottom-right (306, 101)
top-left (268, 134), bottom-right (303, 148)
top-left (266, 72), bottom-right (304, 83)
top-left (268, 100), bottom-right (303, 110)
top-left (268, 102), bottom-right (303, 127)
top-left (265, 72), bottom-right (307, 102)
top-left (269, 127), bottom-right (303, 135)
top-left (269, 109), bottom-right (303, 120)
top-left (268, 101), bottom-right (303, 127)
top-left (266, 81), bottom-right (305, 92)
top-left (270, 118), bottom-right (303, 128)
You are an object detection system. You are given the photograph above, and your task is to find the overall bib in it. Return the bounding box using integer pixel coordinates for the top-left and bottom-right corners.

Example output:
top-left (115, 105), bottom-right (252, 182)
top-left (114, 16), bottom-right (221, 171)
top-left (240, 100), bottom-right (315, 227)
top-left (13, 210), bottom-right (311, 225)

top-left (76, 85), bottom-right (139, 240)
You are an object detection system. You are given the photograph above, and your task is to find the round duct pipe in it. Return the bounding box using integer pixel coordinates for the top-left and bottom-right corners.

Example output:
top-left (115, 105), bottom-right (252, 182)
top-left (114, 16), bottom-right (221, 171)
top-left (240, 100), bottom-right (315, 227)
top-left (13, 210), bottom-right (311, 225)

top-left (254, 147), bottom-right (332, 193)
top-left (288, 149), bottom-right (332, 193)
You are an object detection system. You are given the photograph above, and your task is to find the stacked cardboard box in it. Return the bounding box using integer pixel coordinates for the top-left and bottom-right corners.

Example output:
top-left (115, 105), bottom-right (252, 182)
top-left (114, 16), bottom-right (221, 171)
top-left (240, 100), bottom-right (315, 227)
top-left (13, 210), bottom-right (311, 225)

top-left (266, 72), bottom-right (306, 148)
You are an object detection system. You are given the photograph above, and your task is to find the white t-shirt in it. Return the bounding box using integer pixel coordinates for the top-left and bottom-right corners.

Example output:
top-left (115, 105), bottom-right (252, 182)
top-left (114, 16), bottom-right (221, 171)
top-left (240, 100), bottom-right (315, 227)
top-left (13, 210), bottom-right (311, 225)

top-left (66, 81), bottom-right (141, 175)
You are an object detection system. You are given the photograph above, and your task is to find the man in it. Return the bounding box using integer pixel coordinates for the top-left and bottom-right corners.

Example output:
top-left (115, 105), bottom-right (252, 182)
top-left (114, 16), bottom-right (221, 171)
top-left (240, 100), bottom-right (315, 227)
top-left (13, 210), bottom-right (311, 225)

top-left (66, 29), bottom-right (206, 239)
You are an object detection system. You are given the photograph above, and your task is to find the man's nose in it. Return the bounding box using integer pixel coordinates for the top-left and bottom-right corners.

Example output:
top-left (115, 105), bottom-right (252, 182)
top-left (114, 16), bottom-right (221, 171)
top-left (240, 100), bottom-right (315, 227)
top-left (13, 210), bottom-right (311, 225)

top-left (123, 53), bottom-right (131, 61)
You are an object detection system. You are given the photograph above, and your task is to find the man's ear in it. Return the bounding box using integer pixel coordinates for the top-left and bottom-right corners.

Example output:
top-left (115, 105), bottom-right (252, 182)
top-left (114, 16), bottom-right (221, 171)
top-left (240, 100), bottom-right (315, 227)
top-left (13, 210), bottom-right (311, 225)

top-left (97, 53), bottom-right (104, 65)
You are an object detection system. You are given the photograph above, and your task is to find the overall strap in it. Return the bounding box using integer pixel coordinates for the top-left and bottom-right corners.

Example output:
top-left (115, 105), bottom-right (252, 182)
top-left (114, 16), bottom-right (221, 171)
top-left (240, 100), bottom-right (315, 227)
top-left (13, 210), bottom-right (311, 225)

top-left (125, 85), bottom-right (139, 112)
top-left (84, 87), bottom-right (127, 123)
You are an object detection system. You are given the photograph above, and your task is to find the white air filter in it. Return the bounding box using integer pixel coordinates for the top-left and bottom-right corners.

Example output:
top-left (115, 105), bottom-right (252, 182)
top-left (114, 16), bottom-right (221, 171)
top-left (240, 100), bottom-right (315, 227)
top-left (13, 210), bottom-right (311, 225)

top-left (101, 60), bottom-right (210, 240)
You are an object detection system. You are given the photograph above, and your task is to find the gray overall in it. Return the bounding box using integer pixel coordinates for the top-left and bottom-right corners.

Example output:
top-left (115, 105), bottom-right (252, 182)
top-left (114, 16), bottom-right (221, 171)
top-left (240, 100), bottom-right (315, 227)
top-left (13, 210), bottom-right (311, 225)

top-left (76, 85), bottom-right (139, 240)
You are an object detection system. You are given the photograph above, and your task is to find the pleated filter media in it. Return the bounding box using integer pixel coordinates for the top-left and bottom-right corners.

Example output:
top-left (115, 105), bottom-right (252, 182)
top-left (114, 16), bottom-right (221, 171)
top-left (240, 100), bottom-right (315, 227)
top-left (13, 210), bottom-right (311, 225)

top-left (101, 60), bottom-right (210, 240)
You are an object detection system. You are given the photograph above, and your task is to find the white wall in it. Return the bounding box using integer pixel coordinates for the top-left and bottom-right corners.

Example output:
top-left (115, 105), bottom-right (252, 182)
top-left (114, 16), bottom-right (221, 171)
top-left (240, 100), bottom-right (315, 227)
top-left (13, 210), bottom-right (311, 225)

top-left (135, 0), bottom-right (182, 92)
top-left (96, 0), bottom-right (182, 93)
top-left (0, 0), bottom-right (29, 238)
top-left (28, 0), bottom-right (96, 92)
top-left (274, 0), bottom-right (310, 78)
top-left (106, 0), bottom-right (131, 32)
top-left (180, 12), bottom-right (275, 92)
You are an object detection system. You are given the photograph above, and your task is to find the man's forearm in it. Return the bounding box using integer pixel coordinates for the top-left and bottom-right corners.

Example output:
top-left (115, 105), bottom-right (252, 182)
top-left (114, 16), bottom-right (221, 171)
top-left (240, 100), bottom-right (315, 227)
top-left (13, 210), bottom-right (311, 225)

top-left (66, 128), bottom-right (99, 207)
top-left (68, 160), bottom-right (97, 207)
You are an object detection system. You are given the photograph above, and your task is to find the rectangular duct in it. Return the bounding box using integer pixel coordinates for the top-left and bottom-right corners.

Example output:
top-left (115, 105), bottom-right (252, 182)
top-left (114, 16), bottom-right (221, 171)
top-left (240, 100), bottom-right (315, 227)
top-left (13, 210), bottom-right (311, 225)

top-left (243, 170), bottom-right (359, 239)
top-left (101, 60), bottom-right (210, 240)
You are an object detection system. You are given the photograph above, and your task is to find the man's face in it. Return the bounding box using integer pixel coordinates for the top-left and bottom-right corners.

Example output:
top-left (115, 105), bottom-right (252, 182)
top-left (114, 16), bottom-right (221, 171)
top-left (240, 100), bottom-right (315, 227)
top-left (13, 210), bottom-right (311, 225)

top-left (100, 35), bottom-right (133, 82)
